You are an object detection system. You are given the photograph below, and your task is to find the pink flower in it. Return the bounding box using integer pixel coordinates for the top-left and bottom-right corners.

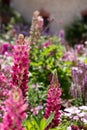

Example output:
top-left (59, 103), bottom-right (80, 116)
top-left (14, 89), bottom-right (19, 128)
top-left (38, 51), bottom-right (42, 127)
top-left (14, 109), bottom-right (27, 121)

top-left (58, 29), bottom-right (65, 44)
top-left (67, 125), bottom-right (79, 130)
top-left (11, 43), bottom-right (30, 96)
top-left (62, 50), bottom-right (76, 62)
top-left (0, 87), bottom-right (27, 130)
top-left (0, 72), bottom-right (11, 99)
top-left (45, 71), bottom-right (61, 129)
top-left (74, 44), bottom-right (84, 55)
top-left (41, 40), bottom-right (51, 48)
top-left (1, 43), bottom-right (14, 56)
top-left (71, 125), bottom-right (79, 130)
top-left (37, 16), bottom-right (43, 29)
top-left (59, 19), bottom-right (63, 24)
top-left (31, 104), bottom-right (43, 115)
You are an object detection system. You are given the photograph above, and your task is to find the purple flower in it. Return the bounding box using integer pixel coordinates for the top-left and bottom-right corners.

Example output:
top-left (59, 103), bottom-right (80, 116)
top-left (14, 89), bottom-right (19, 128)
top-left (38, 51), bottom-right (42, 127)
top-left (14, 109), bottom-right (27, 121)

top-left (62, 50), bottom-right (76, 62)
top-left (30, 104), bottom-right (43, 115)
top-left (58, 29), bottom-right (65, 44)
top-left (71, 62), bottom-right (87, 104)
top-left (74, 44), bottom-right (84, 55)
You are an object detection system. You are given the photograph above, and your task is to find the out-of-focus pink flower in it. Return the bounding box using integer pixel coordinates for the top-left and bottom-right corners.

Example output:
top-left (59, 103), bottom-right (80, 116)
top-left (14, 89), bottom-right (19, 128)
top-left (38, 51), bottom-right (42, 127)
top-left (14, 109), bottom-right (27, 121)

top-left (62, 50), bottom-right (76, 62)
top-left (1, 43), bottom-right (14, 56)
top-left (67, 125), bottom-right (79, 130)
top-left (71, 125), bottom-right (79, 130)
top-left (37, 16), bottom-right (44, 29)
top-left (0, 72), bottom-right (11, 99)
top-left (58, 29), bottom-right (65, 44)
top-left (81, 118), bottom-right (87, 124)
top-left (73, 116), bottom-right (79, 121)
top-left (31, 104), bottom-right (43, 115)
top-left (74, 44), bottom-right (84, 55)
top-left (59, 19), bottom-right (63, 24)
top-left (0, 87), bottom-right (27, 130)
top-left (41, 40), bottom-right (51, 48)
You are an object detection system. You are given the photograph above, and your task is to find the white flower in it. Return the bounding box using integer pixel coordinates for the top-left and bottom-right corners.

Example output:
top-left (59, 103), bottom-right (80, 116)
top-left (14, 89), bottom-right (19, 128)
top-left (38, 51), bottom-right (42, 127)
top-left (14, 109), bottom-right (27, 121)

top-left (64, 107), bottom-right (80, 114)
top-left (79, 106), bottom-right (87, 111)
top-left (81, 118), bottom-right (87, 124)
top-left (67, 126), bottom-right (72, 130)
top-left (78, 112), bottom-right (86, 117)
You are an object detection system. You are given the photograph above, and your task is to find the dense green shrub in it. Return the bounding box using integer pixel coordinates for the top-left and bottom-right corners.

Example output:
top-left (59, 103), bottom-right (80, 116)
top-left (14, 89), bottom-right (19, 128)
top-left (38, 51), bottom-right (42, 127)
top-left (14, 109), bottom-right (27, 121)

top-left (29, 36), bottom-right (71, 99)
top-left (65, 18), bottom-right (87, 46)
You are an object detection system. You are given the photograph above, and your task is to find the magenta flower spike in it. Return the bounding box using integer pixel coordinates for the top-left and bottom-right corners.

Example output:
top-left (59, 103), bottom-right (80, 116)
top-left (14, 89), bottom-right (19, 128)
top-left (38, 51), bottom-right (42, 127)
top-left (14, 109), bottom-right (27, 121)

top-left (45, 70), bottom-right (62, 129)
top-left (0, 87), bottom-right (27, 130)
top-left (11, 34), bottom-right (30, 96)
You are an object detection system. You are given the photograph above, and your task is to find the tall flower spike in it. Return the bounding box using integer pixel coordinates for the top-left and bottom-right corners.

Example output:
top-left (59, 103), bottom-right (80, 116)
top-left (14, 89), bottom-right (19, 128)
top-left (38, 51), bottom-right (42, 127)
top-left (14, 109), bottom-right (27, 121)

top-left (71, 62), bottom-right (87, 105)
top-left (11, 34), bottom-right (30, 96)
top-left (45, 70), bottom-right (62, 129)
top-left (29, 10), bottom-right (43, 45)
top-left (0, 87), bottom-right (27, 130)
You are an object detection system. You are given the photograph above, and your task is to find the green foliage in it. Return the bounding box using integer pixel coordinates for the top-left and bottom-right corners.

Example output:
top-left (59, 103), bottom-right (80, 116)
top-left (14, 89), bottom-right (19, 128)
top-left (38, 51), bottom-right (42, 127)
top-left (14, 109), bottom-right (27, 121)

top-left (65, 18), bottom-right (87, 46)
top-left (23, 113), bottom-right (54, 130)
top-left (29, 36), bottom-right (71, 99)
top-left (28, 83), bottom-right (46, 106)
top-left (27, 83), bottom-right (46, 119)
top-left (57, 63), bottom-right (71, 98)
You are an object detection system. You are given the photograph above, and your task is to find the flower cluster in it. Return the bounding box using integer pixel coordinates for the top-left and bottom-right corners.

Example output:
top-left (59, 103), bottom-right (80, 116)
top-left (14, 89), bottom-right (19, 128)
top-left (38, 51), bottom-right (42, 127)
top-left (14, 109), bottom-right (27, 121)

top-left (0, 73), bottom-right (10, 99)
top-left (30, 104), bottom-right (43, 115)
top-left (74, 44), bottom-right (85, 56)
top-left (71, 62), bottom-right (87, 104)
top-left (45, 71), bottom-right (61, 129)
top-left (67, 125), bottom-right (79, 130)
top-left (29, 10), bottom-right (43, 45)
top-left (1, 42), bottom-right (14, 56)
top-left (0, 71), bottom-right (12, 119)
top-left (58, 29), bottom-right (65, 44)
top-left (0, 52), bottom-right (13, 120)
top-left (40, 40), bottom-right (52, 49)
top-left (0, 34), bottom-right (29, 129)
top-left (62, 50), bottom-right (76, 62)
top-left (0, 87), bottom-right (27, 130)
top-left (62, 106), bottom-right (87, 130)
top-left (11, 35), bottom-right (30, 96)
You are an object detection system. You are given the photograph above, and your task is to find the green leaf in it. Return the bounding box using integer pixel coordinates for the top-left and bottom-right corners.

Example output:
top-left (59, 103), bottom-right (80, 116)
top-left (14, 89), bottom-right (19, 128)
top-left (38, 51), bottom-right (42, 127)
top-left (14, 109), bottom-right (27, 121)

top-left (46, 112), bottom-right (54, 128)
top-left (32, 116), bottom-right (40, 130)
top-left (40, 118), bottom-right (46, 130)
top-left (23, 120), bottom-right (32, 130)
